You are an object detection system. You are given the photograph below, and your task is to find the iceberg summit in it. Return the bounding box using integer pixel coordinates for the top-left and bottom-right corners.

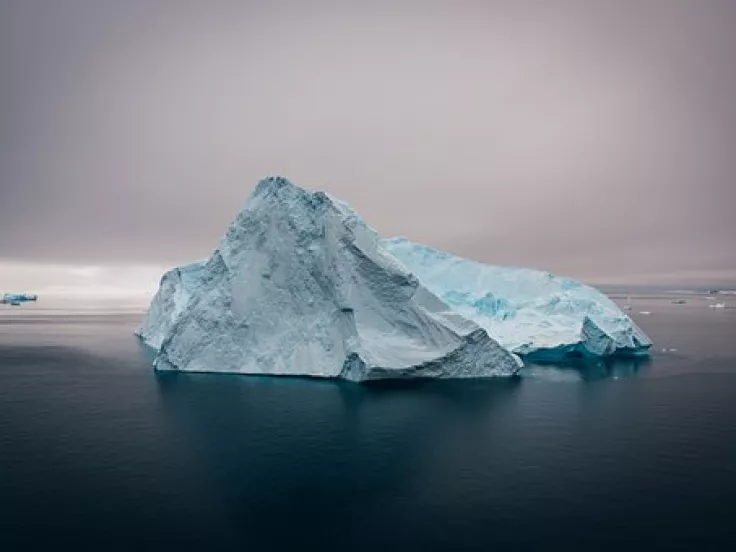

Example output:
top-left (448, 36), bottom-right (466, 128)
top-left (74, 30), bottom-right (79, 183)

top-left (137, 177), bottom-right (651, 381)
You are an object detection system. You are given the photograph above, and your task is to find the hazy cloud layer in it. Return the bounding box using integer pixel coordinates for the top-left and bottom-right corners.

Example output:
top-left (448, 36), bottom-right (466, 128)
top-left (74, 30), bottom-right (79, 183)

top-left (1, 0), bottom-right (735, 288)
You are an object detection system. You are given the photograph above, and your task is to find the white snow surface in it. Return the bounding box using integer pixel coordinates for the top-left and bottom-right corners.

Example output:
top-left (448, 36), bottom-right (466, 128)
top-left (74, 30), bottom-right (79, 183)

top-left (382, 238), bottom-right (652, 359)
top-left (137, 177), bottom-right (521, 381)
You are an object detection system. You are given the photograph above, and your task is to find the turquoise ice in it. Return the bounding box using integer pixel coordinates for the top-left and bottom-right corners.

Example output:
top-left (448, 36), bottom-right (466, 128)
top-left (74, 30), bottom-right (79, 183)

top-left (382, 238), bottom-right (652, 360)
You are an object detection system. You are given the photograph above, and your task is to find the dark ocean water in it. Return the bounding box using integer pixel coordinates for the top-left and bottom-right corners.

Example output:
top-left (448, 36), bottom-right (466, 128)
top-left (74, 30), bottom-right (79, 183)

top-left (1, 293), bottom-right (736, 551)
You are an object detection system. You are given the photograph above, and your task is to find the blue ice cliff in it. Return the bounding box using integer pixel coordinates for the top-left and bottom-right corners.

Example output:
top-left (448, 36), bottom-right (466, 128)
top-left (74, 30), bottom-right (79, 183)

top-left (382, 238), bottom-right (652, 360)
top-left (136, 177), bottom-right (522, 381)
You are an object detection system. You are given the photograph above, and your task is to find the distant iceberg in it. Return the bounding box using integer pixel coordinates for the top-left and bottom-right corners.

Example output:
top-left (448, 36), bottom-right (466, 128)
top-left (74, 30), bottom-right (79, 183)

top-left (2, 293), bottom-right (38, 304)
top-left (138, 177), bottom-right (651, 381)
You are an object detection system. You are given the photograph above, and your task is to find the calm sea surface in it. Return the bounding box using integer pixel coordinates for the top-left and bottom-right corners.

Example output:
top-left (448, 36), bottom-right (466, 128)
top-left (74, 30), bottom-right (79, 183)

top-left (1, 292), bottom-right (735, 550)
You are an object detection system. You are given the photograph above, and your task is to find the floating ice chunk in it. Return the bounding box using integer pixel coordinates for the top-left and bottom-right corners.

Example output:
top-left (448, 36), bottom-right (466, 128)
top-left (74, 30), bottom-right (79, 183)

top-left (1, 293), bottom-right (38, 304)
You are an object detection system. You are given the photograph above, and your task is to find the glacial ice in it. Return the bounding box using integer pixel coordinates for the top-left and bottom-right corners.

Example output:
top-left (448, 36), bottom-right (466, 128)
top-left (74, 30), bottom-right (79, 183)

top-left (135, 260), bottom-right (207, 350)
top-left (136, 177), bottom-right (522, 382)
top-left (2, 293), bottom-right (38, 304)
top-left (382, 238), bottom-right (652, 360)
top-left (138, 177), bottom-right (652, 381)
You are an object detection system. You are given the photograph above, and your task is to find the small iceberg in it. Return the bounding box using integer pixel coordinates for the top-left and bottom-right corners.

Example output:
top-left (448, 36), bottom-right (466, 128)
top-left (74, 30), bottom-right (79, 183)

top-left (383, 238), bottom-right (652, 360)
top-left (1, 293), bottom-right (38, 305)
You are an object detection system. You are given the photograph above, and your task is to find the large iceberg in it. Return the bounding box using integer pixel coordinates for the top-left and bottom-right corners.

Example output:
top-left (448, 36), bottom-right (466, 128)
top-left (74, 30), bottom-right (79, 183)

top-left (382, 238), bottom-right (652, 360)
top-left (136, 177), bottom-right (521, 382)
top-left (138, 177), bottom-right (651, 381)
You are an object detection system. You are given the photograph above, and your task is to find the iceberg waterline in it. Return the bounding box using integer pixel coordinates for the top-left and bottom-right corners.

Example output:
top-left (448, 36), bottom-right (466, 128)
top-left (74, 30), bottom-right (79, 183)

top-left (137, 177), bottom-right (651, 381)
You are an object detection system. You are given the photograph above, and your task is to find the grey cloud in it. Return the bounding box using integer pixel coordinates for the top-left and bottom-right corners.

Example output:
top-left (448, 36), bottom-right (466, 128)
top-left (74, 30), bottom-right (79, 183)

top-left (1, 0), bottom-right (735, 285)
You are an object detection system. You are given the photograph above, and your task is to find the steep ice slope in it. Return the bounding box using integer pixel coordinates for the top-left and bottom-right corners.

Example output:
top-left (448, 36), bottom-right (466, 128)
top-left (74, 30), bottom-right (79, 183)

top-left (136, 260), bottom-right (207, 349)
top-left (138, 177), bottom-right (521, 381)
top-left (382, 238), bottom-right (652, 360)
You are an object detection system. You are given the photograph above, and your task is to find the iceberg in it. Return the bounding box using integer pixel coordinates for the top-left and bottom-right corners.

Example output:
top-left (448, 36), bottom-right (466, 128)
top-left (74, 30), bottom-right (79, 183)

top-left (382, 238), bottom-right (652, 360)
top-left (138, 177), bottom-right (652, 380)
top-left (2, 292), bottom-right (38, 304)
top-left (137, 177), bottom-right (521, 382)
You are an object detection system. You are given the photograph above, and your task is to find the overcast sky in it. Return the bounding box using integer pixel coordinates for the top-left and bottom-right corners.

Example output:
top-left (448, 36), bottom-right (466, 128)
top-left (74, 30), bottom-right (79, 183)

top-left (1, 0), bottom-right (735, 294)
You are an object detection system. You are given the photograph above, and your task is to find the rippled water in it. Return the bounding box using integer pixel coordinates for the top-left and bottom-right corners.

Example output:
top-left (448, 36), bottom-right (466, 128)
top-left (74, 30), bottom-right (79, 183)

top-left (1, 292), bottom-right (735, 550)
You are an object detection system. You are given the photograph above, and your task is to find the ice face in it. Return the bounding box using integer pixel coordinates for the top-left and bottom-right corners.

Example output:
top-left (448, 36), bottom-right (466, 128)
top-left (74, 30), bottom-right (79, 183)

top-left (137, 177), bottom-right (521, 381)
top-left (134, 260), bottom-right (207, 349)
top-left (381, 237), bottom-right (652, 360)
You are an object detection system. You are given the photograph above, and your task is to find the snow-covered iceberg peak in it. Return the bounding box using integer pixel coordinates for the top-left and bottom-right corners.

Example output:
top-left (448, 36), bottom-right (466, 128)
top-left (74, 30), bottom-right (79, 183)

top-left (381, 237), bottom-right (652, 360)
top-left (137, 177), bottom-right (521, 381)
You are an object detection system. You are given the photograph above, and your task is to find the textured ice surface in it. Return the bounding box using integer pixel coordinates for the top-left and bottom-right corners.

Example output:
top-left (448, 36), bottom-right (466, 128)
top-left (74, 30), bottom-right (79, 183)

top-left (134, 260), bottom-right (207, 349)
top-left (137, 177), bottom-right (521, 381)
top-left (382, 238), bottom-right (652, 360)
